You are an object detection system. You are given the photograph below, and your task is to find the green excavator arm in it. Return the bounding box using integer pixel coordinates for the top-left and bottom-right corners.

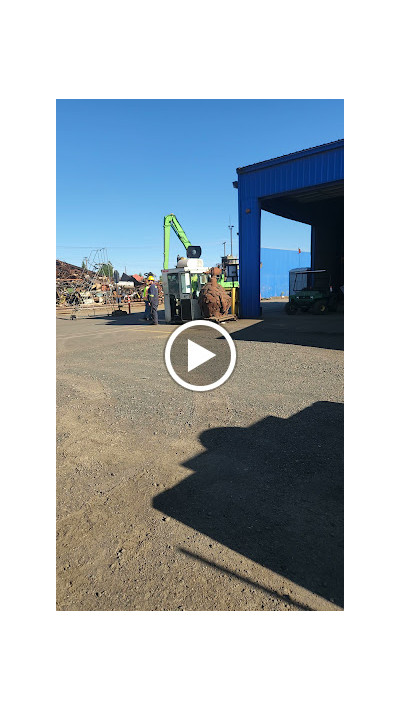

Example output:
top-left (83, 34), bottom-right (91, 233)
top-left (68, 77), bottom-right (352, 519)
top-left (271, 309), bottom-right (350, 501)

top-left (163, 214), bottom-right (192, 270)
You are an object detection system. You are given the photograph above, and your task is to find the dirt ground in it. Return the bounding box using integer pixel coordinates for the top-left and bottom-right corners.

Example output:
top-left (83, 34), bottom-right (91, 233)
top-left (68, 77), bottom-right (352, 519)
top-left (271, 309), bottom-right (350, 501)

top-left (57, 302), bottom-right (343, 611)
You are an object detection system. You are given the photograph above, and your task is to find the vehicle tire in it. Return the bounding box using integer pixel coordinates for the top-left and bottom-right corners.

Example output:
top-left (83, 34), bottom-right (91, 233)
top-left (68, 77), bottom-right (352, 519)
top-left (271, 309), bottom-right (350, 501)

top-left (285, 302), bottom-right (298, 315)
top-left (311, 300), bottom-right (328, 314)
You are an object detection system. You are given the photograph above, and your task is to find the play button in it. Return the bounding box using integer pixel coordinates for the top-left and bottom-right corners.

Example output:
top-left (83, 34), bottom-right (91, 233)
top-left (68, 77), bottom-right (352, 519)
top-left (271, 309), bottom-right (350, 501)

top-left (164, 320), bottom-right (237, 392)
top-left (187, 339), bottom-right (216, 372)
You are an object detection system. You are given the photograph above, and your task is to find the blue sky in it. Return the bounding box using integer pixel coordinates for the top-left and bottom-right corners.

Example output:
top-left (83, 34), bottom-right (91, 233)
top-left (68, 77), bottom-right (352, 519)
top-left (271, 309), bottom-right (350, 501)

top-left (57, 100), bottom-right (344, 277)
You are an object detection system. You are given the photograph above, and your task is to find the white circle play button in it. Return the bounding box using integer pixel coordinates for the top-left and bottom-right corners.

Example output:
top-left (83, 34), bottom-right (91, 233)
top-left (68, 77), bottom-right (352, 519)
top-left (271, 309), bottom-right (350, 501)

top-left (164, 320), bottom-right (237, 392)
top-left (187, 339), bottom-right (216, 372)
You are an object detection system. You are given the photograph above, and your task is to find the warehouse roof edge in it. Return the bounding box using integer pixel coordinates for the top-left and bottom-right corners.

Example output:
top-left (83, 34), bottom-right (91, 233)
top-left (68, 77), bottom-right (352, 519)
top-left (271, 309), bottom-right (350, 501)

top-left (236, 139), bottom-right (344, 175)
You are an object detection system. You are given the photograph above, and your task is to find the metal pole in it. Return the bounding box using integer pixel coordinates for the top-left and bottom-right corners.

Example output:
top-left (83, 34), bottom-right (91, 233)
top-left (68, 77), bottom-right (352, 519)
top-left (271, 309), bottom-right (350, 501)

top-left (222, 241), bottom-right (226, 256)
top-left (228, 220), bottom-right (234, 255)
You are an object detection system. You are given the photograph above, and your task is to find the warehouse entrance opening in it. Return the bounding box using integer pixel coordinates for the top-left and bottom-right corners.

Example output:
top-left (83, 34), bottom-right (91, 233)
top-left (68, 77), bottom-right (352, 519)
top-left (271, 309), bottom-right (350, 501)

top-left (260, 212), bottom-right (311, 299)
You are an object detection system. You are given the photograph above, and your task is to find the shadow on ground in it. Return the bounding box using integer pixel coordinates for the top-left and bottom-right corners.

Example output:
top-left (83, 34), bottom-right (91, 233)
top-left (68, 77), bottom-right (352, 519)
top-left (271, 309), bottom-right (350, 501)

top-left (102, 309), bottom-right (168, 326)
top-left (231, 302), bottom-right (344, 350)
top-left (153, 401), bottom-right (344, 607)
top-left (57, 309), bottom-right (168, 325)
top-left (57, 302), bottom-right (343, 351)
top-left (95, 302), bottom-right (343, 350)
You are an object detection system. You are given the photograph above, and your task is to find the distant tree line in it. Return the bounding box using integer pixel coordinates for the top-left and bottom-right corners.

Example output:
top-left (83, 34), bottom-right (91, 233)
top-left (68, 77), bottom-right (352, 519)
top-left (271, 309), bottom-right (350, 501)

top-left (98, 262), bottom-right (113, 278)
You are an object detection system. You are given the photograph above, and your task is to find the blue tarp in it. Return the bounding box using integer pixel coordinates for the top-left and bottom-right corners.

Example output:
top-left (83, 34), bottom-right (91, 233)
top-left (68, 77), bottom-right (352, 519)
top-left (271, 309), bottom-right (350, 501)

top-left (260, 248), bottom-right (311, 298)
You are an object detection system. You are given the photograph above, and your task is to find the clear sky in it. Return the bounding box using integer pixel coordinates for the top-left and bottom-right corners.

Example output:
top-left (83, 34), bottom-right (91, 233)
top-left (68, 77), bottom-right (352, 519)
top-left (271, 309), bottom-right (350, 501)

top-left (56, 99), bottom-right (344, 277)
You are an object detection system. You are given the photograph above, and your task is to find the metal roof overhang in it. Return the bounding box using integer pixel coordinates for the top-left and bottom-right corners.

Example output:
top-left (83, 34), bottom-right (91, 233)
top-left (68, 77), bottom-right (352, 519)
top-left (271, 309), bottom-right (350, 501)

top-left (236, 139), bottom-right (344, 176)
top-left (236, 140), bottom-right (344, 211)
top-left (260, 180), bottom-right (344, 225)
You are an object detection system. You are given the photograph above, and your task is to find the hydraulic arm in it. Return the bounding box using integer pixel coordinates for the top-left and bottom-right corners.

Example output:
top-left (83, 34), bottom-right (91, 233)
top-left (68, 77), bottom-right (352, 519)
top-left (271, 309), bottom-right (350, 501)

top-left (163, 214), bottom-right (192, 270)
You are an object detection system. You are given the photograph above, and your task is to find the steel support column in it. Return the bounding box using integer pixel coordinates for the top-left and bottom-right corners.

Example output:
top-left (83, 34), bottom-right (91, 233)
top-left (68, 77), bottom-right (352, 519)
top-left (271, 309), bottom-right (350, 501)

top-left (238, 194), bottom-right (261, 318)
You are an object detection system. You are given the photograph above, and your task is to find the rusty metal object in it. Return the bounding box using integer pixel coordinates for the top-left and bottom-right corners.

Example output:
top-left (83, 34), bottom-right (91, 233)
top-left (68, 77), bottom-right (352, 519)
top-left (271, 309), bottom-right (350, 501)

top-left (199, 271), bottom-right (232, 320)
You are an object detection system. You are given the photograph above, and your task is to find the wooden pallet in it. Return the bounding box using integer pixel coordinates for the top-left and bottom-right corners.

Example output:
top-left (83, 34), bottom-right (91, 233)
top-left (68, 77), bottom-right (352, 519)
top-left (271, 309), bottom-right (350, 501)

top-left (203, 314), bottom-right (237, 323)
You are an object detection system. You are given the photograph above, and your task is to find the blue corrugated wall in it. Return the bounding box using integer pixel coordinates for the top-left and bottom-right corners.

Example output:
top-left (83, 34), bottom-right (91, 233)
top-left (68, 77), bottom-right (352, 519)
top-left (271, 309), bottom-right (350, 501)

top-left (260, 248), bottom-right (311, 298)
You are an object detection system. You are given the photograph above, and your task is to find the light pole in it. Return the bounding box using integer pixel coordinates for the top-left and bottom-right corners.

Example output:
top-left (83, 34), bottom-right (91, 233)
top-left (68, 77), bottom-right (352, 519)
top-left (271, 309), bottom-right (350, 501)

top-left (228, 219), bottom-right (234, 256)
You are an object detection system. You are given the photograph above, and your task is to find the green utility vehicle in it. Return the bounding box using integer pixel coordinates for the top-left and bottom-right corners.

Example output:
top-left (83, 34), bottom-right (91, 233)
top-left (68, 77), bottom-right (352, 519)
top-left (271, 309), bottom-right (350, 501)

top-left (285, 269), bottom-right (338, 315)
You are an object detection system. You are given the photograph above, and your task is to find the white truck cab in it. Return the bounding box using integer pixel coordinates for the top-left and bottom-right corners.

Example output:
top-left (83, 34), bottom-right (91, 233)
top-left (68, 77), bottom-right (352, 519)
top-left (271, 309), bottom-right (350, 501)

top-left (162, 259), bottom-right (208, 323)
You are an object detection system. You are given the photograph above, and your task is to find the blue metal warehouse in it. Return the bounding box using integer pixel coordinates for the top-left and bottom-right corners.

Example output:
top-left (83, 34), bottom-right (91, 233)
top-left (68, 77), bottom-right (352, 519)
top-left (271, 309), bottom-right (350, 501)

top-left (234, 140), bottom-right (344, 318)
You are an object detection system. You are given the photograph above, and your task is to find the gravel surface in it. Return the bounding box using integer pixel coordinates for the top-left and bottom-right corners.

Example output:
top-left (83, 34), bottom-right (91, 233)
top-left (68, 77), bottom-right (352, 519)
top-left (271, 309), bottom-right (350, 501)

top-left (57, 302), bottom-right (343, 611)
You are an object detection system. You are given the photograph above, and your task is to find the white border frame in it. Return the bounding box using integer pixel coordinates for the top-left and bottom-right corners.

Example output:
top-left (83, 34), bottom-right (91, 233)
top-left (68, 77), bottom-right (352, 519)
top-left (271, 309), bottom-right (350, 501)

top-left (164, 320), bottom-right (237, 392)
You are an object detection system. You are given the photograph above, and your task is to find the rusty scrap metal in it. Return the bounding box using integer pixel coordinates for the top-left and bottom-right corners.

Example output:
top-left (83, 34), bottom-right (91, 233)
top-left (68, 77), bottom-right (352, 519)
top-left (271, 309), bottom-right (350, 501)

top-left (199, 268), bottom-right (232, 320)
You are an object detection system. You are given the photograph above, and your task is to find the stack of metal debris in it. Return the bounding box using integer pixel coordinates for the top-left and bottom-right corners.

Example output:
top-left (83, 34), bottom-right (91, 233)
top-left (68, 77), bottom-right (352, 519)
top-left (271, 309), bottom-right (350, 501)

top-left (56, 259), bottom-right (113, 308)
top-left (117, 273), bottom-right (164, 303)
top-left (56, 260), bottom-right (164, 310)
top-left (56, 260), bottom-right (94, 283)
top-left (199, 267), bottom-right (233, 321)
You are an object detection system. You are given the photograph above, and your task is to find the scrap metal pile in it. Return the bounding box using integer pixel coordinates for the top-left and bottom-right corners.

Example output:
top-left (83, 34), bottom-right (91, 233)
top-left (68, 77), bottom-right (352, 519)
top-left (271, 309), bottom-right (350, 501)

top-left (116, 273), bottom-right (164, 303)
top-left (117, 273), bottom-right (146, 301)
top-left (56, 260), bottom-right (94, 283)
top-left (154, 280), bottom-right (164, 303)
top-left (199, 267), bottom-right (232, 320)
top-left (56, 259), bottom-right (112, 307)
top-left (56, 260), bottom-right (164, 310)
top-left (133, 281), bottom-right (164, 304)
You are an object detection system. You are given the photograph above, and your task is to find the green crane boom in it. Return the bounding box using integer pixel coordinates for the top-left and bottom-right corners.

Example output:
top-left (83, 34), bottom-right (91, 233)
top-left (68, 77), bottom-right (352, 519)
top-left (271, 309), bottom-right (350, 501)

top-left (163, 214), bottom-right (192, 270)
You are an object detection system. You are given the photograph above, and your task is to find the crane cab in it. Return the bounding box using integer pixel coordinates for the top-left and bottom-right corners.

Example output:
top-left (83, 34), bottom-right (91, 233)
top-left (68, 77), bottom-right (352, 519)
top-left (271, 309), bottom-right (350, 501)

top-left (162, 259), bottom-right (209, 323)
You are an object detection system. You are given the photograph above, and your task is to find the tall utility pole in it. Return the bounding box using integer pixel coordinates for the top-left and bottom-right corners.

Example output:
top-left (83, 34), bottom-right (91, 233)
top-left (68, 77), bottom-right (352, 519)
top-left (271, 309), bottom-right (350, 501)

top-left (222, 241), bottom-right (226, 256)
top-left (228, 218), bottom-right (234, 256)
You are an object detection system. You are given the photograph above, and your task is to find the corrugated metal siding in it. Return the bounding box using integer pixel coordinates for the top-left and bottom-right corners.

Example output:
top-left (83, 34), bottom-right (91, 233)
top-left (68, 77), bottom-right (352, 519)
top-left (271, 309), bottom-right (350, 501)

top-left (239, 144), bottom-right (344, 200)
top-left (237, 140), bottom-right (344, 318)
top-left (260, 248), bottom-right (311, 298)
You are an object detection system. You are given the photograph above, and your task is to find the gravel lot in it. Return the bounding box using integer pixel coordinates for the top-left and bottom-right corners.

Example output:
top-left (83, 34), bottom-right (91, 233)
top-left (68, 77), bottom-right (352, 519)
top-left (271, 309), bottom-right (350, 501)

top-left (57, 302), bottom-right (343, 611)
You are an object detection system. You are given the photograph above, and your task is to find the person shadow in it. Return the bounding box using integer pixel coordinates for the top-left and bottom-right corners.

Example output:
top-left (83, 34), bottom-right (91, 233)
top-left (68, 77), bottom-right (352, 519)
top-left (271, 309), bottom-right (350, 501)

top-left (153, 401), bottom-right (344, 607)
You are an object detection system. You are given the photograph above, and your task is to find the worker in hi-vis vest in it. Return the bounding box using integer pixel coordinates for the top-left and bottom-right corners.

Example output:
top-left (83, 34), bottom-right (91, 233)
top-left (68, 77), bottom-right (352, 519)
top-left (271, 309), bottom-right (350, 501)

top-left (146, 275), bottom-right (159, 325)
top-left (141, 280), bottom-right (151, 320)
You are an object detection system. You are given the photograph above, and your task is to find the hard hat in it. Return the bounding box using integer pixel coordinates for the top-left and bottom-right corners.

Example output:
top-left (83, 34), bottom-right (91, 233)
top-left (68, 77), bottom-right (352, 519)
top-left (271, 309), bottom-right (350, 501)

top-left (147, 275), bottom-right (154, 281)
